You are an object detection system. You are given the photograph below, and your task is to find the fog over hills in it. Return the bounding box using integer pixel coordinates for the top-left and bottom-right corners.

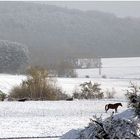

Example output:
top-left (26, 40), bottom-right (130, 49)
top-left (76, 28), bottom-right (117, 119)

top-left (0, 2), bottom-right (140, 67)
top-left (44, 1), bottom-right (140, 18)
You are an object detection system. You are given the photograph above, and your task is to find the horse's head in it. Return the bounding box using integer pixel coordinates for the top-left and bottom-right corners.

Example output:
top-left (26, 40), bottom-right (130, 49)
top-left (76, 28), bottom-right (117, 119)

top-left (119, 103), bottom-right (122, 107)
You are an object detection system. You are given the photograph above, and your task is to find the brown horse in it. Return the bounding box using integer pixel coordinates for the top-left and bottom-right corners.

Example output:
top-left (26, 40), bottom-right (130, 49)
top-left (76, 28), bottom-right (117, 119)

top-left (105, 103), bottom-right (122, 113)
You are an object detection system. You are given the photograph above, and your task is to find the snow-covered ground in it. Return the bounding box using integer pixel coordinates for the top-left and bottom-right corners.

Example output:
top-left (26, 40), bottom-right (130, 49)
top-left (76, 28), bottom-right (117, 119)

top-left (0, 57), bottom-right (140, 138)
top-left (0, 99), bottom-right (127, 138)
top-left (0, 74), bottom-right (26, 94)
top-left (57, 78), bottom-right (140, 98)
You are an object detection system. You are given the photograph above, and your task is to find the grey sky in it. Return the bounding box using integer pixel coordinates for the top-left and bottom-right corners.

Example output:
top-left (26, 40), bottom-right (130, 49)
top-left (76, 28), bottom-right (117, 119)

top-left (45, 1), bottom-right (140, 18)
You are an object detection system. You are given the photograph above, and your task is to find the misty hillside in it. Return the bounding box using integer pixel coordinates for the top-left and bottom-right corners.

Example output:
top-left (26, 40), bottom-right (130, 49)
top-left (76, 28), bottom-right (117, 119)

top-left (0, 2), bottom-right (140, 66)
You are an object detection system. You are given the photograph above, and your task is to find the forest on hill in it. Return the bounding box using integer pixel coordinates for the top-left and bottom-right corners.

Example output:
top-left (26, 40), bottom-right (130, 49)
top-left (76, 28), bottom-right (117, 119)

top-left (0, 2), bottom-right (140, 67)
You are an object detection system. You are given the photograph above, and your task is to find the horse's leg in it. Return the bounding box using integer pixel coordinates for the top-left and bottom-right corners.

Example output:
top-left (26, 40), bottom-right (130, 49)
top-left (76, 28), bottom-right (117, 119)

top-left (106, 108), bottom-right (109, 113)
top-left (105, 105), bottom-right (108, 113)
top-left (115, 108), bottom-right (117, 113)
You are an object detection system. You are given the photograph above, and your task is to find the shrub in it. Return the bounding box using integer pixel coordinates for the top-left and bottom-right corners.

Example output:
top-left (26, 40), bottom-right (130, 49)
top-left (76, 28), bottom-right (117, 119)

top-left (125, 82), bottom-right (140, 117)
top-left (9, 66), bottom-right (67, 100)
top-left (73, 81), bottom-right (104, 99)
top-left (9, 85), bottom-right (29, 99)
top-left (72, 88), bottom-right (81, 99)
top-left (0, 90), bottom-right (7, 101)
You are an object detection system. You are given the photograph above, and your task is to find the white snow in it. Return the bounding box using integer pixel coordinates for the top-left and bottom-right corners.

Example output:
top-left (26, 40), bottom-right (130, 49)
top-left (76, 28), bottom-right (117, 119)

top-left (0, 57), bottom-right (140, 138)
top-left (76, 57), bottom-right (140, 79)
top-left (0, 100), bottom-right (127, 138)
top-left (0, 74), bottom-right (26, 94)
top-left (57, 77), bottom-right (140, 98)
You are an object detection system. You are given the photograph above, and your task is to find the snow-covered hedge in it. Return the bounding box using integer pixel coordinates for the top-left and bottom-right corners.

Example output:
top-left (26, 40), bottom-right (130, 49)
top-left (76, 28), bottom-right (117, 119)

top-left (61, 109), bottom-right (140, 139)
top-left (0, 40), bottom-right (29, 73)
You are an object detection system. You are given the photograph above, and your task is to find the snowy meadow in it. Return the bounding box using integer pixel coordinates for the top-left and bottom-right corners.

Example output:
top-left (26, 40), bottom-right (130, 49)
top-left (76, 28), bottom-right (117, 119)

top-left (0, 57), bottom-right (140, 138)
top-left (0, 100), bottom-right (127, 138)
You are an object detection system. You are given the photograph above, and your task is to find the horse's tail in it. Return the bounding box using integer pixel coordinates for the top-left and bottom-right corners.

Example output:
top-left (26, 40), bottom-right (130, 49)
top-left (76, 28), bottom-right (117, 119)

top-left (105, 104), bottom-right (108, 112)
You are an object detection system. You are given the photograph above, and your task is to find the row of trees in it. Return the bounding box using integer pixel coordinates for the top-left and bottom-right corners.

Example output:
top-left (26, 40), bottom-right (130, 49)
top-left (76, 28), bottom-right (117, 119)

top-left (0, 40), bottom-right (78, 77)
top-left (49, 60), bottom-right (77, 77)
top-left (9, 78), bottom-right (114, 101)
top-left (6, 68), bottom-right (114, 101)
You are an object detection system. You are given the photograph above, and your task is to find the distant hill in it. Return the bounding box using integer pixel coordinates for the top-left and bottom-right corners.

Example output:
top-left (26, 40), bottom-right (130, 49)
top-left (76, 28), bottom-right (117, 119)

top-left (0, 2), bottom-right (140, 67)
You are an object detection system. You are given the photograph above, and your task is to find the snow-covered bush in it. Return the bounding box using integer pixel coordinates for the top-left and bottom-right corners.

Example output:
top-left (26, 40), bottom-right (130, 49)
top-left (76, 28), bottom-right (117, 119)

top-left (79, 112), bottom-right (140, 139)
top-left (73, 81), bottom-right (104, 99)
top-left (62, 110), bottom-right (140, 139)
top-left (0, 90), bottom-right (6, 101)
top-left (125, 82), bottom-right (140, 117)
top-left (0, 40), bottom-right (29, 73)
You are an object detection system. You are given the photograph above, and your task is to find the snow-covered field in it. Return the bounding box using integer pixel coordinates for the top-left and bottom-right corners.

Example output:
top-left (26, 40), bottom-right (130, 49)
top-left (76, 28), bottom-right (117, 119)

top-left (57, 78), bottom-right (140, 98)
top-left (0, 100), bottom-right (127, 138)
top-left (0, 74), bottom-right (26, 94)
top-left (0, 57), bottom-right (140, 138)
top-left (76, 57), bottom-right (140, 79)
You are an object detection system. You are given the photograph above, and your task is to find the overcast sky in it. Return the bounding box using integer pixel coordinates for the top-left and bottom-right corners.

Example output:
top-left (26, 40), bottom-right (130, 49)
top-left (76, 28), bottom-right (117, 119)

top-left (45, 1), bottom-right (140, 18)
